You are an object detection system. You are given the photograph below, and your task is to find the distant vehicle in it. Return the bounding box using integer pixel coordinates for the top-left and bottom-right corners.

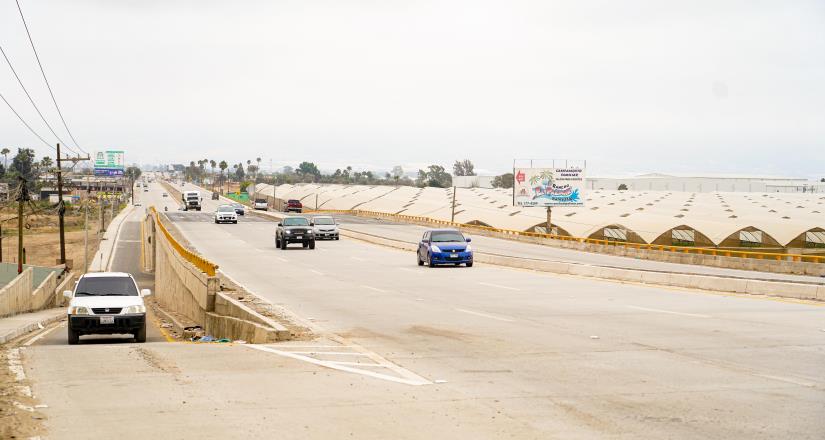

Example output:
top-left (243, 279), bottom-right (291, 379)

top-left (312, 215), bottom-right (339, 240)
top-left (275, 217), bottom-right (315, 250)
top-left (285, 199), bottom-right (303, 213)
top-left (182, 190), bottom-right (202, 211)
top-left (253, 198), bottom-right (268, 210)
top-left (64, 272), bottom-right (152, 344)
top-left (214, 205), bottom-right (238, 224)
top-left (162, 193), bottom-right (168, 198)
top-left (211, 192), bottom-right (219, 200)
top-left (417, 229), bottom-right (473, 268)
top-left (231, 202), bottom-right (245, 216)
top-left (143, 188), bottom-right (148, 192)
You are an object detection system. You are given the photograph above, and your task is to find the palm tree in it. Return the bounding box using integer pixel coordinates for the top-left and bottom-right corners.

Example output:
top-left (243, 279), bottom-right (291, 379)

top-left (210, 160), bottom-right (217, 189)
top-left (256, 157), bottom-right (261, 180)
top-left (1, 148), bottom-right (9, 169)
top-left (219, 160), bottom-right (228, 193)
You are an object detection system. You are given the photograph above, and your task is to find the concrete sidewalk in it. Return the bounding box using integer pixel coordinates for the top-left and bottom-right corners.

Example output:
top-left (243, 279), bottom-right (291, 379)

top-left (0, 308), bottom-right (64, 344)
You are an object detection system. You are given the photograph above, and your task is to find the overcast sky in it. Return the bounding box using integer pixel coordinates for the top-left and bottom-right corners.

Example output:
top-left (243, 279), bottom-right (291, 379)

top-left (1, 0), bottom-right (823, 177)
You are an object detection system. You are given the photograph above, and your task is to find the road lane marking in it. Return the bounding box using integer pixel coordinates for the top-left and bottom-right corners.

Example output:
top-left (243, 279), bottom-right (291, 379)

top-left (455, 308), bottom-right (515, 322)
top-left (309, 269), bottom-right (324, 276)
top-left (399, 267), bottom-right (419, 273)
top-left (351, 256), bottom-right (366, 262)
top-left (286, 351), bottom-right (369, 356)
top-left (245, 344), bottom-right (431, 386)
top-left (478, 282), bottom-right (520, 291)
top-left (276, 257), bottom-right (288, 263)
top-left (360, 285), bottom-right (387, 293)
top-left (328, 361), bottom-right (384, 367)
top-left (626, 305), bottom-right (711, 318)
top-left (23, 321), bottom-right (65, 346)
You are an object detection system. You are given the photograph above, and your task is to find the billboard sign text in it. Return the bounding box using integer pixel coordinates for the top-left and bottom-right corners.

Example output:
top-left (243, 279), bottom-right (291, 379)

top-left (513, 167), bottom-right (586, 207)
top-left (94, 150), bottom-right (125, 176)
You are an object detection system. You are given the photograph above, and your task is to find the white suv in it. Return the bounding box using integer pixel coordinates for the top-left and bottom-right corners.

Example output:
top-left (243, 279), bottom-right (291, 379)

top-left (214, 205), bottom-right (238, 224)
top-left (64, 272), bottom-right (152, 344)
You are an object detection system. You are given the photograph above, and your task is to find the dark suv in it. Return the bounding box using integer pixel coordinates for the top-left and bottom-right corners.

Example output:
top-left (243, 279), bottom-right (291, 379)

top-left (285, 199), bottom-right (303, 213)
top-left (276, 217), bottom-right (315, 250)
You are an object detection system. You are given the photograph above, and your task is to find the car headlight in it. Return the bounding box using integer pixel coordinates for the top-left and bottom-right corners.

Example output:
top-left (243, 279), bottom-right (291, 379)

top-left (122, 305), bottom-right (147, 314)
top-left (465, 245), bottom-right (473, 252)
top-left (284, 230), bottom-right (291, 234)
top-left (68, 306), bottom-right (91, 315)
top-left (431, 245), bottom-right (442, 253)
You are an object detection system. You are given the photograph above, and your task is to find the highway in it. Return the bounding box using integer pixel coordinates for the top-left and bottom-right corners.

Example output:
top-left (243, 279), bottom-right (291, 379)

top-left (6, 181), bottom-right (823, 439)
top-left (132, 181), bottom-right (825, 438)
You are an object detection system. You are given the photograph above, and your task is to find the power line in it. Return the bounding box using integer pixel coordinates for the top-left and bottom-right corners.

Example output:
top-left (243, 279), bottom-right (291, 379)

top-left (0, 90), bottom-right (56, 151)
top-left (0, 43), bottom-right (78, 155)
top-left (14, 0), bottom-right (86, 155)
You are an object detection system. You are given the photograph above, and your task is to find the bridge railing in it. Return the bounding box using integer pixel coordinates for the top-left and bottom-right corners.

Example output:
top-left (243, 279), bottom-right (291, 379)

top-left (305, 208), bottom-right (825, 264)
top-left (149, 207), bottom-right (219, 276)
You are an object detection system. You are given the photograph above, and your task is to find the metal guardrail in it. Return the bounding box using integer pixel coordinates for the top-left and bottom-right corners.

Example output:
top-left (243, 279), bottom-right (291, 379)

top-left (149, 207), bottom-right (219, 276)
top-left (306, 209), bottom-right (825, 264)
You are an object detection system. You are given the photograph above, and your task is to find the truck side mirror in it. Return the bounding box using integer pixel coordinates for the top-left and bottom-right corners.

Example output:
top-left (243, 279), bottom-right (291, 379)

top-left (63, 290), bottom-right (73, 299)
top-left (141, 289), bottom-right (152, 297)
top-left (277, 222), bottom-right (282, 227)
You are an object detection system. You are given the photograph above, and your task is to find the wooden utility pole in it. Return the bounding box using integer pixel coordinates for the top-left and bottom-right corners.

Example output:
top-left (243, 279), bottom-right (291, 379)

top-left (83, 203), bottom-right (89, 273)
top-left (451, 186), bottom-right (457, 223)
top-left (55, 147), bottom-right (90, 265)
top-left (56, 143), bottom-right (66, 264)
top-left (16, 177), bottom-right (28, 274)
top-left (546, 206), bottom-right (552, 235)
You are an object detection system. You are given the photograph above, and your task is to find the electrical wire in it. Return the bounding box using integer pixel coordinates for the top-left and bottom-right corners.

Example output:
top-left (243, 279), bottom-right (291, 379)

top-left (14, 0), bottom-right (86, 155)
top-left (0, 90), bottom-right (55, 151)
top-left (0, 43), bottom-right (76, 155)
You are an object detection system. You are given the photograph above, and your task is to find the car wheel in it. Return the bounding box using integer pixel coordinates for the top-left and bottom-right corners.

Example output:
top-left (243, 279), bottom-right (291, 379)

top-left (233, 220), bottom-right (238, 224)
top-left (302, 241), bottom-right (308, 248)
top-left (466, 262), bottom-right (474, 267)
top-left (428, 254), bottom-right (436, 268)
top-left (67, 327), bottom-right (79, 345)
top-left (335, 236), bottom-right (340, 240)
top-left (134, 323), bottom-right (147, 343)
top-left (309, 240), bottom-right (316, 250)
top-left (281, 239), bottom-right (288, 250)
top-left (215, 219), bottom-right (219, 224)
top-left (275, 238), bottom-right (280, 247)
top-left (417, 253), bottom-right (424, 266)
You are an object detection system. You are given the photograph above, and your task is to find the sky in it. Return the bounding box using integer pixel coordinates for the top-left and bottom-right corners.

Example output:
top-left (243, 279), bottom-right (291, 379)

top-left (0, 0), bottom-right (823, 178)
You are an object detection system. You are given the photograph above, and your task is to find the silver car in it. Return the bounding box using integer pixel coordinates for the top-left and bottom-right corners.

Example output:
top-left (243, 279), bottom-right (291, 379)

top-left (312, 215), bottom-right (339, 240)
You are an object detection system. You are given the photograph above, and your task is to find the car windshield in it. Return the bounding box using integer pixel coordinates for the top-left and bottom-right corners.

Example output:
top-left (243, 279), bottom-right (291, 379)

top-left (75, 277), bottom-right (138, 296)
top-left (232, 203), bottom-right (243, 208)
top-left (431, 231), bottom-right (466, 242)
top-left (218, 206), bottom-right (234, 212)
top-left (288, 199), bottom-right (301, 204)
top-left (314, 217), bottom-right (335, 225)
top-left (255, 199), bottom-right (266, 203)
top-left (283, 217), bottom-right (309, 226)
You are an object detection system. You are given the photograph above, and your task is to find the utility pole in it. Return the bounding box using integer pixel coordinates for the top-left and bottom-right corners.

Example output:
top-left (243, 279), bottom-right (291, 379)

top-left (451, 186), bottom-right (457, 223)
top-left (546, 206), bottom-right (552, 235)
top-left (56, 143), bottom-right (66, 264)
top-left (16, 177), bottom-right (28, 274)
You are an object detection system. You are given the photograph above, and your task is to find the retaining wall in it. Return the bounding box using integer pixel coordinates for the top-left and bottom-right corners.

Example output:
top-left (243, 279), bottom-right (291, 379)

top-left (143, 210), bottom-right (289, 342)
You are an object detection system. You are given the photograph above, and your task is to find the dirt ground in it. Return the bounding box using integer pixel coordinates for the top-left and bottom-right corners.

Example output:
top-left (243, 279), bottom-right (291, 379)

top-left (1, 345), bottom-right (47, 439)
top-left (1, 207), bottom-right (106, 270)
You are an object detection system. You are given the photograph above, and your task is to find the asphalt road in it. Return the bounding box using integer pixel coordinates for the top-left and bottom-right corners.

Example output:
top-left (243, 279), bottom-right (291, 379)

top-left (136, 181), bottom-right (825, 439)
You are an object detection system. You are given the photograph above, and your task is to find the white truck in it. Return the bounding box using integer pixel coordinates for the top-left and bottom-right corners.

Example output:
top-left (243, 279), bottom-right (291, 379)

top-left (182, 190), bottom-right (202, 211)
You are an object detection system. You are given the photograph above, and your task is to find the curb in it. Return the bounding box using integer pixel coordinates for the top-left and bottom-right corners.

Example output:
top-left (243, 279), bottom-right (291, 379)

top-left (340, 228), bottom-right (825, 302)
top-left (0, 309), bottom-right (65, 345)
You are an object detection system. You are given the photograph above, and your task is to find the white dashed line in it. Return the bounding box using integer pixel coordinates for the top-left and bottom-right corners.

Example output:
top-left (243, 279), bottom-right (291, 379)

top-left (276, 257), bottom-right (288, 263)
top-left (351, 256), bottom-right (366, 262)
top-left (456, 308), bottom-right (515, 322)
top-left (626, 305), bottom-right (711, 318)
top-left (360, 285), bottom-right (387, 293)
top-left (478, 282), bottom-right (520, 291)
top-left (309, 269), bottom-right (324, 276)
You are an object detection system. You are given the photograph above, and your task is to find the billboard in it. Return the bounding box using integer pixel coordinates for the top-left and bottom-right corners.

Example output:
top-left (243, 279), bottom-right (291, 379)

top-left (94, 150), bottom-right (125, 176)
top-left (513, 167), bottom-right (586, 207)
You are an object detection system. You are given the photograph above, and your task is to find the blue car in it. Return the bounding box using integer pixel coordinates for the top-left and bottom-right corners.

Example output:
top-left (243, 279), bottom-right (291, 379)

top-left (417, 229), bottom-right (473, 268)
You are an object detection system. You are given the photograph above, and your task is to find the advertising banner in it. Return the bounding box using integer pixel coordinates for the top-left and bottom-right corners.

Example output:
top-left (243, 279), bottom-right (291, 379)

top-left (513, 167), bottom-right (586, 207)
top-left (94, 150), bottom-right (125, 176)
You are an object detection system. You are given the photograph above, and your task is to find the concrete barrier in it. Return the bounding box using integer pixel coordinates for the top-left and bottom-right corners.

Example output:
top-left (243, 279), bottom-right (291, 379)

top-left (143, 210), bottom-right (290, 342)
top-left (340, 227), bottom-right (823, 302)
